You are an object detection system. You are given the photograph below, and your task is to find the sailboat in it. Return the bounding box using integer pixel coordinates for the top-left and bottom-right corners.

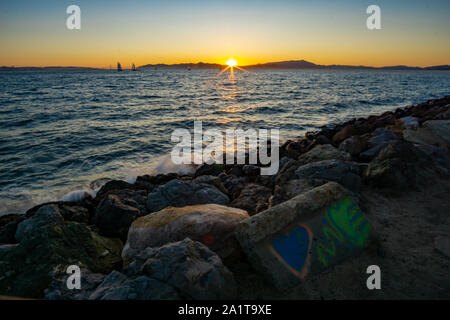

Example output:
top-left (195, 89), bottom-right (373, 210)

top-left (117, 62), bottom-right (123, 72)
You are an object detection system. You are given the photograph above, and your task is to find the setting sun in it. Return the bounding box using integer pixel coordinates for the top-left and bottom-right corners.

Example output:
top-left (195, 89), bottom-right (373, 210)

top-left (226, 58), bottom-right (238, 67)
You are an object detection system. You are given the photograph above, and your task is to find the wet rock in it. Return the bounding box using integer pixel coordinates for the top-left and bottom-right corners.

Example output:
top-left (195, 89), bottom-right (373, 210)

top-left (298, 144), bottom-right (351, 165)
top-left (89, 270), bottom-right (179, 300)
top-left (339, 136), bottom-right (363, 157)
top-left (15, 204), bottom-right (64, 242)
top-left (294, 159), bottom-right (362, 192)
top-left (147, 179), bottom-right (229, 212)
top-left (93, 194), bottom-right (141, 241)
top-left (126, 238), bottom-right (237, 299)
top-left (0, 222), bottom-right (123, 298)
top-left (123, 204), bottom-right (249, 262)
top-left (235, 182), bottom-right (372, 290)
top-left (0, 214), bottom-right (25, 244)
top-left (360, 128), bottom-right (399, 161)
top-left (230, 183), bottom-right (272, 215)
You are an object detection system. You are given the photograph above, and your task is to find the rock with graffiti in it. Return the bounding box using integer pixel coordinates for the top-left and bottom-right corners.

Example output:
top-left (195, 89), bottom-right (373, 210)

top-left (235, 182), bottom-right (372, 290)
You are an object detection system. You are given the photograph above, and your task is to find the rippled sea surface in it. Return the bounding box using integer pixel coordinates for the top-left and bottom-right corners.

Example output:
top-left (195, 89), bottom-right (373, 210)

top-left (1, 69), bottom-right (449, 214)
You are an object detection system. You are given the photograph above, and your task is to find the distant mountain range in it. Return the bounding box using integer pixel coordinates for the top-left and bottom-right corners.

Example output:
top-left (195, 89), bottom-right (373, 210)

top-left (2, 60), bottom-right (449, 71)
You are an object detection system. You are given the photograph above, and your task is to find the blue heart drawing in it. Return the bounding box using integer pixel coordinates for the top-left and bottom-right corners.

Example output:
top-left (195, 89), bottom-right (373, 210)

top-left (271, 225), bottom-right (311, 274)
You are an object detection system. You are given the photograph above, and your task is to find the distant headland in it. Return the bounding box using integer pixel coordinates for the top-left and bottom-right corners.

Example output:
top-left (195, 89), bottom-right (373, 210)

top-left (1, 60), bottom-right (449, 71)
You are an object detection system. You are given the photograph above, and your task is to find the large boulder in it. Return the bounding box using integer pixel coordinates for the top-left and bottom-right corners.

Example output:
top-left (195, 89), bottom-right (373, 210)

top-left (146, 179), bottom-right (229, 212)
top-left (88, 270), bottom-right (180, 300)
top-left (230, 183), bottom-right (272, 215)
top-left (0, 214), bottom-right (25, 244)
top-left (15, 204), bottom-right (64, 242)
top-left (269, 179), bottom-right (325, 208)
top-left (235, 182), bottom-right (372, 290)
top-left (0, 222), bottom-right (123, 298)
top-left (360, 128), bottom-right (399, 161)
top-left (403, 126), bottom-right (448, 150)
top-left (339, 136), bottom-right (363, 157)
top-left (294, 159), bottom-right (363, 192)
top-left (363, 141), bottom-right (437, 190)
top-left (125, 238), bottom-right (237, 300)
top-left (93, 194), bottom-right (142, 241)
top-left (298, 144), bottom-right (351, 165)
top-left (123, 204), bottom-right (249, 261)
top-left (423, 120), bottom-right (450, 147)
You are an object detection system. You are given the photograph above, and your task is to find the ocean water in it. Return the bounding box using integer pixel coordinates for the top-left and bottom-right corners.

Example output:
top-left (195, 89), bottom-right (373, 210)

top-left (1, 69), bottom-right (449, 215)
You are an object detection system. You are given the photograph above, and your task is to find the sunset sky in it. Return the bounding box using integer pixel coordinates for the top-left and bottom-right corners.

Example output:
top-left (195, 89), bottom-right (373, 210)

top-left (1, 0), bottom-right (449, 68)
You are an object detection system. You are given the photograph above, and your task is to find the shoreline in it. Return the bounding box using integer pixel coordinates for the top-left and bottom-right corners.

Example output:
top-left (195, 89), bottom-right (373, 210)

top-left (0, 95), bottom-right (449, 299)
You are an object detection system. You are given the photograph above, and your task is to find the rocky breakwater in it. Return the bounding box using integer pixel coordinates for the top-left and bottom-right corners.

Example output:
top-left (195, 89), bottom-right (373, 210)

top-left (0, 95), bottom-right (449, 299)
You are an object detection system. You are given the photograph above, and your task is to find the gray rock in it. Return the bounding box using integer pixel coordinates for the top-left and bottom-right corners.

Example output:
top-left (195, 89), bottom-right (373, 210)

top-left (126, 238), bottom-right (237, 300)
top-left (0, 214), bottom-right (25, 244)
top-left (294, 159), bottom-right (362, 192)
top-left (434, 236), bottom-right (450, 258)
top-left (400, 116), bottom-right (419, 130)
top-left (298, 144), bottom-right (351, 165)
top-left (89, 270), bottom-right (179, 300)
top-left (235, 182), bottom-right (372, 290)
top-left (339, 136), bottom-right (363, 157)
top-left (269, 178), bottom-right (325, 207)
top-left (146, 179), bottom-right (229, 212)
top-left (230, 183), bottom-right (272, 215)
top-left (122, 204), bottom-right (249, 262)
top-left (45, 268), bottom-right (105, 300)
top-left (360, 128), bottom-right (398, 161)
top-left (363, 141), bottom-right (435, 190)
top-left (424, 120), bottom-right (450, 148)
top-left (93, 194), bottom-right (141, 240)
top-left (15, 204), bottom-right (64, 242)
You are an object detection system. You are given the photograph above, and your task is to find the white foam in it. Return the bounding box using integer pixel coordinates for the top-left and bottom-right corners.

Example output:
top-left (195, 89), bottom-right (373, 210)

top-left (60, 189), bottom-right (97, 202)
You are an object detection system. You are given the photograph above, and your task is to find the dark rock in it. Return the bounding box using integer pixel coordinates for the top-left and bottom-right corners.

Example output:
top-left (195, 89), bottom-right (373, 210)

top-left (363, 141), bottom-right (435, 190)
top-left (88, 270), bottom-right (179, 300)
top-left (15, 204), bottom-right (64, 242)
top-left (95, 180), bottom-right (136, 200)
top-left (339, 136), bottom-right (363, 157)
top-left (242, 165), bottom-right (261, 176)
top-left (269, 178), bottom-right (325, 207)
top-left (0, 214), bottom-right (25, 244)
top-left (332, 125), bottom-right (356, 144)
top-left (134, 173), bottom-right (179, 192)
top-left (93, 194), bottom-right (141, 241)
top-left (220, 174), bottom-right (250, 200)
top-left (294, 159), bottom-right (363, 192)
top-left (360, 128), bottom-right (398, 161)
top-left (298, 144), bottom-right (351, 165)
top-left (147, 179), bottom-right (229, 212)
top-left (0, 222), bottom-right (122, 298)
top-left (125, 238), bottom-right (237, 299)
top-left (230, 183), bottom-right (272, 215)
top-left (45, 268), bottom-right (105, 300)
top-left (194, 163), bottom-right (226, 177)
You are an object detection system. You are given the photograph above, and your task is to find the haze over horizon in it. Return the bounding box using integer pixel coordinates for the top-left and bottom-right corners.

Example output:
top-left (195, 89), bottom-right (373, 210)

top-left (1, 0), bottom-right (449, 68)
